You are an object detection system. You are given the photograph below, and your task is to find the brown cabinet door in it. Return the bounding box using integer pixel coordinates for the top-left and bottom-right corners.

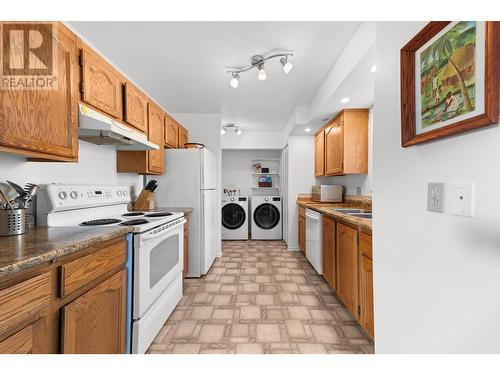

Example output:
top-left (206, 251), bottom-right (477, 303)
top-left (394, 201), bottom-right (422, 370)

top-left (336, 223), bottom-right (358, 316)
top-left (315, 131), bottom-right (325, 176)
top-left (298, 207), bottom-right (306, 254)
top-left (325, 118), bottom-right (344, 175)
top-left (178, 126), bottom-right (188, 149)
top-left (359, 254), bottom-right (374, 339)
top-left (62, 270), bottom-right (126, 354)
top-left (81, 46), bottom-right (122, 119)
top-left (164, 115), bottom-right (179, 148)
top-left (124, 82), bottom-right (147, 133)
top-left (147, 102), bottom-right (164, 174)
top-left (321, 216), bottom-right (336, 290)
top-left (0, 22), bottom-right (78, 161)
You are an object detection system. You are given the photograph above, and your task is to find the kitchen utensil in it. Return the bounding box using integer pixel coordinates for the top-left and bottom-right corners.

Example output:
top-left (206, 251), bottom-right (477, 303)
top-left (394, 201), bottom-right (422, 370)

top-left (150, 183), bottom-right (158, 192)
top-left (145, 180), bottom-right (157, 191)
top-left (7, 180), bottom-right (27, 198)
top-left (0, 182), bottom-right (19, 202)
top-left (23, 183), bottom-right (40, 205)
top-left (0, 189), bottom-right (13, 210)
top-left (0, 208), bottom-right (29, 236)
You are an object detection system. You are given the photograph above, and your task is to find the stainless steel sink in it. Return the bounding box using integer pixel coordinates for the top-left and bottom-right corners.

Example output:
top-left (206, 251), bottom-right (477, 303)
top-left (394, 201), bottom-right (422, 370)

top-left (349, 213), bottom-right (372, 219)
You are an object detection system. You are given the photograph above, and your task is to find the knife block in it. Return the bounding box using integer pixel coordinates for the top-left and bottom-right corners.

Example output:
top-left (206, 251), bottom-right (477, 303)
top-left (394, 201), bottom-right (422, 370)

top-left (133, 190), bottom-right (155, 211)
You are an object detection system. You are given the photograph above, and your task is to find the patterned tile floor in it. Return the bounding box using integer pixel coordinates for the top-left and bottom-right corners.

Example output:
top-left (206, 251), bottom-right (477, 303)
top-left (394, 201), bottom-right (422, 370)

top-left (147, 240), bottom-right (374, 354)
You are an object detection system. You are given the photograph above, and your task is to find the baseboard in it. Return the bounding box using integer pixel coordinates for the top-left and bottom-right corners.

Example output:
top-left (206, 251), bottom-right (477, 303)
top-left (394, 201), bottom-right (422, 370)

top-left (287, 245), bottom-right (300, 252)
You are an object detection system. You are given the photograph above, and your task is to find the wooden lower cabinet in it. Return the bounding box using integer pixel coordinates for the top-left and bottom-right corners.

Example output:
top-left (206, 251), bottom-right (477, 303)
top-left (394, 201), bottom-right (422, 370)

top-left (358, 233), bottom-right (374, 339)
top-left (336, 223), bottom-right (359, 317)
top-left (298, 206), bottom-right (306, 254)
top-left (0, 238), bottom-right (127, 354)
top-left (62, 270), bottom-right (126, 354)
top-left (321, 216), bottom-right (336, 289)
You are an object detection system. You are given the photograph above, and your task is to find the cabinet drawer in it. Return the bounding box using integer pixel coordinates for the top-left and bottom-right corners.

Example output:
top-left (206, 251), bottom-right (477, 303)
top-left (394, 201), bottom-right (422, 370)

top-left (359, 232), bottom-right (372, 259)
top-left (0, 272), bottom-right (51, 336)
top-left (0, 324), bottom-right (34, 354)
top-left (60, 241), bottom-right (126, 297)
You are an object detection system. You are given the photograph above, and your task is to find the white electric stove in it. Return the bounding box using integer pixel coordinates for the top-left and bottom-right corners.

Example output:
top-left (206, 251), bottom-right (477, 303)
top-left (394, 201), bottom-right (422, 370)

top-left (37, 184), bottom-right (186, 354)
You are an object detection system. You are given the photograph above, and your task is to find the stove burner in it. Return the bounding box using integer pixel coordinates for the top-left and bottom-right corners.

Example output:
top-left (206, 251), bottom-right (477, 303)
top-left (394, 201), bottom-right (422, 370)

top-left (144, 212), bottom-right (173, 218)
top-left (119, 219), bottom-right (149, 226)
top-left (81, 218), bottom-right (122, 226)
top-left (123, 212), bottom-right (144, 217)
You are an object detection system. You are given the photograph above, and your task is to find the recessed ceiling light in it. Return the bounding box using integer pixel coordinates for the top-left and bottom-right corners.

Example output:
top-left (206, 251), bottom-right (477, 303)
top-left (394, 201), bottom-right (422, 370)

top-left (304, 127), bottom-right (311, 132)
top-left (370, 65), bottom-right (377, 73)
top-left (340, 97), bottom-right (351, 104)
top-left (220, 129), bottom-right (226, 135)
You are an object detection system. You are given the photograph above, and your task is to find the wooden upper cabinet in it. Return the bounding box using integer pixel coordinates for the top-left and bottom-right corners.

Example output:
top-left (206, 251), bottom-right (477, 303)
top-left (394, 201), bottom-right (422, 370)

top-left (80, 44), bottom-right (123, 119)
top-left (320, 109), bottom-right (369, 176)
top-left (178, 125), bottom-right (188, 149)
top-left (336, 223), bottom-right (359, 317)
top-left (124, 82), bottom-right (147, 133)
top-left (325, 119), bottom-right (344, 175)
top-left (164, 114), bottom-right (179, 148)
top-left (315, 131), bottom-right (325, 176)
top-left (322, 216), bottom-right (336, 290)
top-left (147, 102), bottom-right (165, 173)
top-left (0, 22), bottom-right (78, 161)
top-left (62, 270), bottom-right (126, 354)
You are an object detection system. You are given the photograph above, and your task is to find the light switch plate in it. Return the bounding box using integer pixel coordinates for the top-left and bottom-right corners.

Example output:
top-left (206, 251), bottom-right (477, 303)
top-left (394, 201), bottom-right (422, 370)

top-left (427, 182), bottom-right (445, 213)
top-left (450, 182), bottom-right (475, 217)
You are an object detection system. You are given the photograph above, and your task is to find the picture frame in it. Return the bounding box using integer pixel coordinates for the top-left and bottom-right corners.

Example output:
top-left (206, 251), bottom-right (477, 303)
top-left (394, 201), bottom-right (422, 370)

top-left (400, 21), bottom-right (500, 147)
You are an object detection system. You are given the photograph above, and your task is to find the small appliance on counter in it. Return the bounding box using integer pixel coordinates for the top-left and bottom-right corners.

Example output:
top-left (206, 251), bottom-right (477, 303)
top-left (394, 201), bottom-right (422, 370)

top-left (311, 184), bottom-right (343, 203)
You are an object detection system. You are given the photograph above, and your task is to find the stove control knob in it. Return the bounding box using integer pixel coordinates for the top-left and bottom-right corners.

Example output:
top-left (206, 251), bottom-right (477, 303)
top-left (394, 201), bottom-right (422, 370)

top-left (117, 191), bottom-right (122, 197)
top-left (58, 191), bottom-right (67, 200)
top-left (70, 191), bottom-right (78, 199)
top-left (123, 190), bottom-right (128, 196)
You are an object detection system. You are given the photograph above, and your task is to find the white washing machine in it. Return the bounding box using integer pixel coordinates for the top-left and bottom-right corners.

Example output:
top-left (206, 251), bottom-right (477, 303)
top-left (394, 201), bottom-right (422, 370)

top-left (251, 196), bottom-right (282, 240)
top-left (222, 196), bottom-right (249, 240)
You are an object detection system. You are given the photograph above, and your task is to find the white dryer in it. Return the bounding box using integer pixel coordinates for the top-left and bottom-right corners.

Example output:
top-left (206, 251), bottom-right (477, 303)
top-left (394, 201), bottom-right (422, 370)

top-left (251, 196), bottom-right (282, 240)
top-left (222, 196), bottom-right (249, 240)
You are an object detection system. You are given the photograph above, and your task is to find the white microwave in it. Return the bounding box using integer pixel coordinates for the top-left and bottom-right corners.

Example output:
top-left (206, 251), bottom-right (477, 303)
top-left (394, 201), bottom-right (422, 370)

top-left (311, 185), bottom-right (343, 202)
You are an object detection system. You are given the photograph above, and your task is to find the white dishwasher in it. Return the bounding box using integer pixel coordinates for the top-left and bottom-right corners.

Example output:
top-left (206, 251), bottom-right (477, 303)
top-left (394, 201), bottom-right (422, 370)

top-left (305, 208), bottom-right (322, 274)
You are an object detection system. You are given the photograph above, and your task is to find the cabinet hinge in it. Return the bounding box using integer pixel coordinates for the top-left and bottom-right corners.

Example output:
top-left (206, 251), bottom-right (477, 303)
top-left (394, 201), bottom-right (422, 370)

top-left (79, 82), bottom-right (84, 94)
top-left (78, 54), bottom-right (83, 66)
top-left (357, 305), bottom-right (361, 316)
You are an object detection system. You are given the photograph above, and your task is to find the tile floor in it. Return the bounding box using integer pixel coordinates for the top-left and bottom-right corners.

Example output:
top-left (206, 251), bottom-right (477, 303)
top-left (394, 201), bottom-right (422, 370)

top-left (147, 240), bottom-right (374, 354)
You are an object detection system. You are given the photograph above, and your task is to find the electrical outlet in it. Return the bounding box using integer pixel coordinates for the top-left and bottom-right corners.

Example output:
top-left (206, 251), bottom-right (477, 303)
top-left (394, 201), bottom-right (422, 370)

top-left (450, 182), bottom-right (475, 217)
top-left (427, 182), bottom-right (445, 213)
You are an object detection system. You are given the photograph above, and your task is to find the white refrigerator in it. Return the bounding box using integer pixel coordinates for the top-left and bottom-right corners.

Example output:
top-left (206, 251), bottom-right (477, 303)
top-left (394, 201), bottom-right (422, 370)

top-left (152, 148), bottom-right (217, 277)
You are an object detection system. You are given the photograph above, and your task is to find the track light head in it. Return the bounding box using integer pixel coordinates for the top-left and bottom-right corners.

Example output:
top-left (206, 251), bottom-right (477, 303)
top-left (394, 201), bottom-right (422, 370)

top-left (280, 57), bottom-right (293, 74)
top-left (230, 73), bottom-right (240, 88)
top-left (257, 64), bottom-right (267, 81)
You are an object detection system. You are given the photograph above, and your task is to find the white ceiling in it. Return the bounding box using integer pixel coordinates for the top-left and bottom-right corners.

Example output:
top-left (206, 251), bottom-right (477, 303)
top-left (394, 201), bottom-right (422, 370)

top-left (69, 21), bottom-right (360, 132)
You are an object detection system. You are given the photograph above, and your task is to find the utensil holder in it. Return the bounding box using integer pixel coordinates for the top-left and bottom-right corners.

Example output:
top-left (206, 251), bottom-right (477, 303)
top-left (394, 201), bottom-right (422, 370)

top-left (0, 209), bottom-right (29, 236)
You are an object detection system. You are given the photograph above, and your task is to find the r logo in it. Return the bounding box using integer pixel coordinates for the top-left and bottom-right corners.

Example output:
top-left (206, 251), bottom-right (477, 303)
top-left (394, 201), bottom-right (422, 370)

top-left (2, 23), bottom-right (53, 76)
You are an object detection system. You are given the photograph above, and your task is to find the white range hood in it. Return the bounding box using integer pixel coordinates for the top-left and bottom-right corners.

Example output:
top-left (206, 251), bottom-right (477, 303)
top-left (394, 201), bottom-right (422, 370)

top-left (78, 103), bottom-right (159, 151)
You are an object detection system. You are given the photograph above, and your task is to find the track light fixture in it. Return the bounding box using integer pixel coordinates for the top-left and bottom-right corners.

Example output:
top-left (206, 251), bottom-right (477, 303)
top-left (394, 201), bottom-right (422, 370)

top-left (226, 51), bottom-right (294, 88)
top-left (222, 123), bottom-right (242, 136)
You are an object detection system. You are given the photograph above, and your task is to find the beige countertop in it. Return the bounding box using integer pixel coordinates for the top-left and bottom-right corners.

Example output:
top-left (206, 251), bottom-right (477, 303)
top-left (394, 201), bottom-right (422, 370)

top-left (298, 199), bottom-right (372, 235)
top-left (0, 226), bottom-right (132, 280)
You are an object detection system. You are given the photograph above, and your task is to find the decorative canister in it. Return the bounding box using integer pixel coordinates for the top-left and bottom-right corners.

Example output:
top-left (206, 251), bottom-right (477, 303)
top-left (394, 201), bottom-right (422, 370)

top-left (0, 209), bottom-right (29, 236)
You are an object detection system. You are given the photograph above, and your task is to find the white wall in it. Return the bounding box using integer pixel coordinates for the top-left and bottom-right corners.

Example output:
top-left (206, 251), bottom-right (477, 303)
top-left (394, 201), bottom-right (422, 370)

top-left (373, 22), bottom-right (500, 353)
top-left (286, 136), bottom-right (316, 251)
top-left (0, 141), bottom-right (142, 196)
top-left (221, 131), bottom-right (285, 149)
top-left (317, 107), bottom-right (373, 194)
top-left (171, 113), bottom-right (223, 256)
top-left (222, 149), bottom-right (281, 197)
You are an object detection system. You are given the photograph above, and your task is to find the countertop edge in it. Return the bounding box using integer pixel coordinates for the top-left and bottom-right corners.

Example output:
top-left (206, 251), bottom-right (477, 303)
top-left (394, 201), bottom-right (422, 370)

top-left (0, 227), bottom-right (133, 280)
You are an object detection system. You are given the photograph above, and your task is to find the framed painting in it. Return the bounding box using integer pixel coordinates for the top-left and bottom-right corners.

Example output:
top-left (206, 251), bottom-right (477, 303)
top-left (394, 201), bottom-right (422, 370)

top-left (401, 21), bottom-right (500, 147)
